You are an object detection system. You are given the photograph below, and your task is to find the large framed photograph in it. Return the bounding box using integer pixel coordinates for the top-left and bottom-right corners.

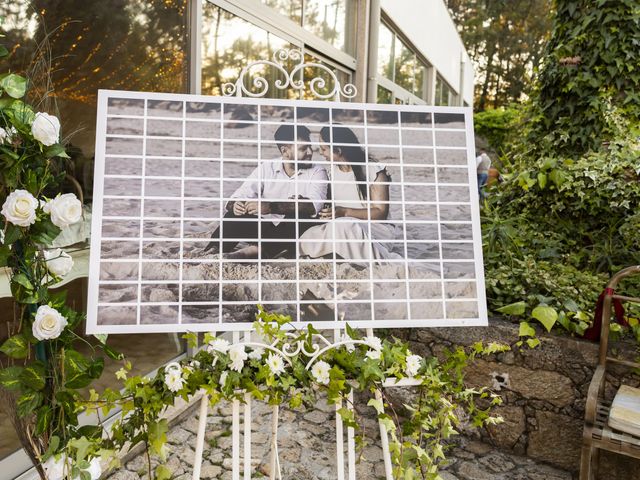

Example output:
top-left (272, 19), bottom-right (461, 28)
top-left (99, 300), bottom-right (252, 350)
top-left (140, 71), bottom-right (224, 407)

top-left (86, 90), bottom-right (487, 333)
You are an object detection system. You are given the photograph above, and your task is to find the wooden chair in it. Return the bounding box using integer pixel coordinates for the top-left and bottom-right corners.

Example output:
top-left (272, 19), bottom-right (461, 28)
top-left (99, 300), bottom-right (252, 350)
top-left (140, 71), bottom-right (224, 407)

top-left (581, 265), bottom-right (640, 479)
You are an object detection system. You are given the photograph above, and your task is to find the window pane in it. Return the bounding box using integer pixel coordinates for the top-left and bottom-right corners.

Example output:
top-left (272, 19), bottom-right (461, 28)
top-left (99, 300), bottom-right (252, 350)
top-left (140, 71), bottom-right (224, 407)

top-left (0, 0), bottom-right (189, 461)
top-left (262, 0), bottom-right (303, 24)
top-left (394, 38), bottom-right (415, 93)
top-left (435, 75), bottom-right (445, 106)
top-left (414, 62), bottom-right (427, 99)
top-left (300, 51), bottom-right (351, 100)
top-left (377, 22), bottom-right (394, 80)
top-left (201, 3), bottom-right (294, 98)
top-left (3, 0), bottom-right (189, 202)
top-left (304, 0), bottom-right (356, 54)
top-left (377, 85), bottom-right (392, 104)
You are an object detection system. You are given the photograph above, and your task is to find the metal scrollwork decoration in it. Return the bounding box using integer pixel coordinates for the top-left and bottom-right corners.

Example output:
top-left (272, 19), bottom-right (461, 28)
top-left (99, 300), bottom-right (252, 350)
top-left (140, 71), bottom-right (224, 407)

top-left (222, 48), bottom-right (357, 101)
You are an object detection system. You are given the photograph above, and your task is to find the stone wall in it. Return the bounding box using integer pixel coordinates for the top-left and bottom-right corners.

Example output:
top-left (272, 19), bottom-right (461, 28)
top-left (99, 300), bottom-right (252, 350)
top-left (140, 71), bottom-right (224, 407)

top-left (396, 318), bottom-right (640, 478)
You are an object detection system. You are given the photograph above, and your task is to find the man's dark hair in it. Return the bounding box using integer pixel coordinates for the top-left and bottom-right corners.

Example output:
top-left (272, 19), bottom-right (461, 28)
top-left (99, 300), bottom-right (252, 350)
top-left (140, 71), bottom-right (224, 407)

top-left (274, 124), bottom-right (311, 150)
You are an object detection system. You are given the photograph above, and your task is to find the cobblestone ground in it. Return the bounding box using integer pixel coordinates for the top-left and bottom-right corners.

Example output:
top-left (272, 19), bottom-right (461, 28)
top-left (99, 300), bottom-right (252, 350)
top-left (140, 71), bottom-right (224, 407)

top-left (107, 399), bottom-right (574, 480)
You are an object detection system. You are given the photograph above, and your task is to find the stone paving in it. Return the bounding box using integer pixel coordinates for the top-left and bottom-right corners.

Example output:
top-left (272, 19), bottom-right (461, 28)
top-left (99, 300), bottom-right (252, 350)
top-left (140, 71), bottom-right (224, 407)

top-left (107, 398), bottom-right (574, 480)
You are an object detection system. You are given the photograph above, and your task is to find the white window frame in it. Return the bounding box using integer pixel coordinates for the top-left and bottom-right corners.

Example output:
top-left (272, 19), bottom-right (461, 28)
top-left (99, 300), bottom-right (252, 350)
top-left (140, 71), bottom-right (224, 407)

top-left (192, 0), bottom-right (358, 96)
top-left (374, 17), bottom-right (430, 105)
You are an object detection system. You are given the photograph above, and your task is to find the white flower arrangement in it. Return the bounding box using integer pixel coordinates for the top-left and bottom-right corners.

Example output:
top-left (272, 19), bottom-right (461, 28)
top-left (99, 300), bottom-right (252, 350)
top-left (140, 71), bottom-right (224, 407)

top-left (32, 305), bottom-right (68, 341)
top-left (44, 249), bottom-right (74, 278)
top-left (43, 193), bottom-right (82, 229)
top-left (1, 189), bottom-right (39, 227)
top-left (311, 360), bottom-right (331, 385)
top-left (31, 112), bottom-right (61, 146)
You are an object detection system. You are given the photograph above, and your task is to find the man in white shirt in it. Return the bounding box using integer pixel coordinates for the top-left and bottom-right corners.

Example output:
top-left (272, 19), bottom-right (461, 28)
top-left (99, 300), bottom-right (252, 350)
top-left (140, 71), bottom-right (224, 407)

top-left (205, 124), bottom-right (328, 258)
top-left (475, 149), bottom-right (492, 198)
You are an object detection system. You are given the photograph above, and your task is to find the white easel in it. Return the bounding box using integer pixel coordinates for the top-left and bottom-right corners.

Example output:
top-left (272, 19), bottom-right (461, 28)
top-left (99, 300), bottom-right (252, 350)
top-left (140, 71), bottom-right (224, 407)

top-left (190, 49), bottom-right (421, 480)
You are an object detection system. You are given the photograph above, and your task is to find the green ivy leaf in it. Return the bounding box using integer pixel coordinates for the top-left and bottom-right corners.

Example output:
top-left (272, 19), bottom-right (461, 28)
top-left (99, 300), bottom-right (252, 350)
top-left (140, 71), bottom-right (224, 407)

top-left (77, 425), bottom-right (102, 440)
top-left (67, 436), bottom-right (92, 462)
top-left (518, 321), bottom-right (536, 338)
top-left (30, 218), bottom-right (62, 246)
top-left (0, 245), bottom-right (11, 267)
top-left (17, 390), bottom-right (44, 417)
top-left (3, 224), bottom-right (23, 245)
top-left (537, 172), bottom-right (547, 189)
top-left (496, 301), bottom-right (526, 316)
top-left (155, 465), bottom-right (172, 480)
top-left (102, 344), bottom-right (124, 361)
top-left (531, 305), bottom-right (558, 332)
top-left (0, 334), bottom-right (29, 359)
top-left (35, 405), bottom-right (53, 435)
top-left (0, 366), bottom-right (24, 391)
top-left (148, 419), bottom-right (169, 461)
top-left (367, 398), bottom-right (384, 415)
top-left (526, 338), bottom-right (541, 349)
top-left (64, 350), bottom-right (92, 388)
top-left (44, 144), bottom-right (70, 159)
top-left (0, 73), bottom-right (27, 99)
top-left (20, 361), bottom-right (47, 390)
top-left (0, 45), bottom-right (8, 58)
top-left (12, 273), bottom-right (33, 290)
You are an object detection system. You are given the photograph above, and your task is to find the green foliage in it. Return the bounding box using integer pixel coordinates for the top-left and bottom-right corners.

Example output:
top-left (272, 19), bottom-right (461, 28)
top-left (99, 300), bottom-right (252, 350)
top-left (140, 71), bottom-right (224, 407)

top-left (473, 107), bottom-right (520, 154)
top-left (477, 6), bottom-right (638, 329)
top-left (91, 309), bottom-right (507, 480)
top-left (0, 38), bottom-right (117, 478)
top-left (525, 0), bottom-right (640, 157)
top-left (446, 0), bottom-right (553, 109)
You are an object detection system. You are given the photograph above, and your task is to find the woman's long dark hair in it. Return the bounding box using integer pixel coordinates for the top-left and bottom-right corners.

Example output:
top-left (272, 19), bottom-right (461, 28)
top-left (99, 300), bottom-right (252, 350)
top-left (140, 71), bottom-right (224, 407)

top-left (320, 126), bottom-right (368, 201)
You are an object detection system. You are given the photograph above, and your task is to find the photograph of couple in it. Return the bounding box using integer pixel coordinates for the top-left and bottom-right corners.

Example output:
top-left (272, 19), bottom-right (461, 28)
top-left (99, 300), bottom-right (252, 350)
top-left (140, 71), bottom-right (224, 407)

top-left (94, 95), bottom-right (482, 329)
top-left (204, 123), bottom-right (401, 262)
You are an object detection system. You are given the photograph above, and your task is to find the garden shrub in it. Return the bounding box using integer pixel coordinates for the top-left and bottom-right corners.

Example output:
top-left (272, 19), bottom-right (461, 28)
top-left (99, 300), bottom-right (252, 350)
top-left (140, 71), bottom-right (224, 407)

top-left (480, 0), bottom-right (640, 342)
top-left (473, 107), bottom-right (520, 155)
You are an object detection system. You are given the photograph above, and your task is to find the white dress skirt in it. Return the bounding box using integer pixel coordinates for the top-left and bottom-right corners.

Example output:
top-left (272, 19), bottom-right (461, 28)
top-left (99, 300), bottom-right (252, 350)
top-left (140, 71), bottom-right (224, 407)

top-left (298, 163), bottom-right (402, 261)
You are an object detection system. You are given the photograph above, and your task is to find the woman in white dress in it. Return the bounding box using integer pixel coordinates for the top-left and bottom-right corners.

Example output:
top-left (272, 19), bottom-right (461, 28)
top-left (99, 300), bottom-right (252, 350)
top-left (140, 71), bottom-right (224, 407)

top-left (299, 125), bottom-right (401, 261)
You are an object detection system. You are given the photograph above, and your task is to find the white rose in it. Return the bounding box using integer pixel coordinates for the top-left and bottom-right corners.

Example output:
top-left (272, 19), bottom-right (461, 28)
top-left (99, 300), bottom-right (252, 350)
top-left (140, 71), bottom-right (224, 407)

top-left (228, 344), bottom-right (247, 372)
top-left (43, 193), bottom-right (82, 229)
top-left (44, 249), bottom-right (74, 277)
top-left (311, 360), bottom-right (331, 385)
top-left (1, 189), bottom-right (38, 227)
top-left (31, 112), bottom-right (60, 146)
top-left (405, 354), bottom-right (422, 377)
top-left (266, 353), bottom-right (285, 376)
top-left (32, 305), bottom-right (68, 341)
